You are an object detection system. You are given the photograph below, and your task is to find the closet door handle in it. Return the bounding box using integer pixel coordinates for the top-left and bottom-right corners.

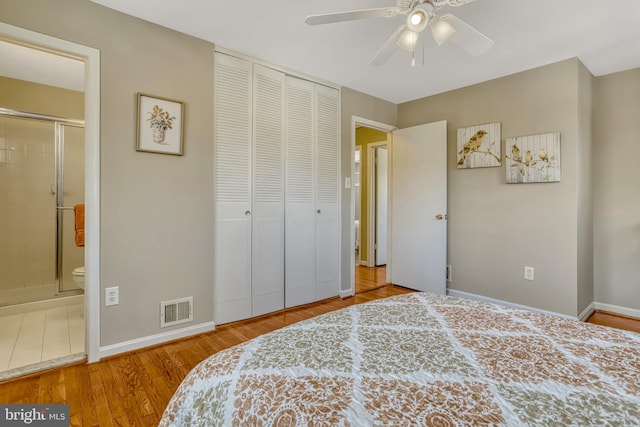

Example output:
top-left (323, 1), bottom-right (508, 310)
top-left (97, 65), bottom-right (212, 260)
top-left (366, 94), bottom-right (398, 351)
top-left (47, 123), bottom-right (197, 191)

top-left (317, 209), bottom-right (321, 214)
top-left (245, 210), bottom-right (251, 216)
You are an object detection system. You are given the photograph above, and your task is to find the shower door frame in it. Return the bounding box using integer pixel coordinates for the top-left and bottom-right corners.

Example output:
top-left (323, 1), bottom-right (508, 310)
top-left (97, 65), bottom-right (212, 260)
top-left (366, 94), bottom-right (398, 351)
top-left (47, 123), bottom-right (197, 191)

top-left (0, 108), bottom-right (85, 297)
top-left (55, 121), bottom-right (86, 295)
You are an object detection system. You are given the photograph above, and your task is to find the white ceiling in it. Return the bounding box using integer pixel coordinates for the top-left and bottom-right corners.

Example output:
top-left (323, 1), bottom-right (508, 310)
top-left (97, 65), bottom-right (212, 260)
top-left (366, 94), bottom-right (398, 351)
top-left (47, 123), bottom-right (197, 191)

top-left (88, 0), bottom-right (640, 104)
top-left (7, 1), bottom-right (640, 103)
top-left (0, 40), bottom-right (84, 92)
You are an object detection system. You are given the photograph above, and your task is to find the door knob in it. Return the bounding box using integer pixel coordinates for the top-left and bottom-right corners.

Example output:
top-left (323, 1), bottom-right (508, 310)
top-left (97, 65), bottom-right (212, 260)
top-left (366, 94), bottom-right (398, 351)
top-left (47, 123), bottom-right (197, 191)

top-left (435, 214), bottom-right (446, 220)
top-left (317, 209), bottom-right (321, 214)
top-left (245, 210), bottom-right (251, 216)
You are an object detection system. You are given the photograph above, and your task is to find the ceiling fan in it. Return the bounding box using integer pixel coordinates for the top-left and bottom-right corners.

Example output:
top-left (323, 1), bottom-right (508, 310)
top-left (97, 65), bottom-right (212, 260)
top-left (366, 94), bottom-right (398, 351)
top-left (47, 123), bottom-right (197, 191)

top-left (305, 0), bottom-right (494, 65)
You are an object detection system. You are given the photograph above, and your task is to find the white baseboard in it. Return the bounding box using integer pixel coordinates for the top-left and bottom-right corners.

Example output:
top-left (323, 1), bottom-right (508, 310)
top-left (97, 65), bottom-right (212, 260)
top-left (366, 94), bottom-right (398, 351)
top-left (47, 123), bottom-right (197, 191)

top-left (447, 289), bottom-right (640, 322)
top-left (595, 302), bottom-right (640, 319)
top-left (447, 289), bottom-right (578, 320)
top-left (578, 302), bottom-right (596, 322)
top-left (339, 289), bottom-right (354, 298)
top-left (98, 321), bottom-right (215, 359)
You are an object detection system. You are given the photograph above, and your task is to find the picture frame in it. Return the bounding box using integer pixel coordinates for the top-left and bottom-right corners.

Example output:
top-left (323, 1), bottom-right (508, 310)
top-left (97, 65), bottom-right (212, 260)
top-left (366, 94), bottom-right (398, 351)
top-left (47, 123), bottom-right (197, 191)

top-left (456, 122), bottom-right (501, 168)
top-left (505, 132), bottom-right (561, 183)
top-left (136, 93), bottom-right (185, 155)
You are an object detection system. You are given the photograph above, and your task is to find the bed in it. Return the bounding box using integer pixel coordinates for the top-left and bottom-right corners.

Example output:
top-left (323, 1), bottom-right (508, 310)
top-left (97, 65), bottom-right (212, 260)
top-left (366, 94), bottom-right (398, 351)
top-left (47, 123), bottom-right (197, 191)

top-left (160, 292), bottom-right (640, 426)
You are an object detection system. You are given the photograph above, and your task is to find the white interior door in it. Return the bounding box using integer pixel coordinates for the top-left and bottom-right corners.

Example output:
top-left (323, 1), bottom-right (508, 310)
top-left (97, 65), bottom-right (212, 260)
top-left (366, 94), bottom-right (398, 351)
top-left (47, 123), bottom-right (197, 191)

top-left (314, 84), bottom-right (340, 301)
top-left (375, 147), bottom-right (388, 266)
top-left (213, 53), bottom-right (253, 323)
top-left (390, 121), bottom-right (447, 294)
top-left (285, 76), bottom-right (316, 307)
top-left (251, 64), bottom-right (285, 317)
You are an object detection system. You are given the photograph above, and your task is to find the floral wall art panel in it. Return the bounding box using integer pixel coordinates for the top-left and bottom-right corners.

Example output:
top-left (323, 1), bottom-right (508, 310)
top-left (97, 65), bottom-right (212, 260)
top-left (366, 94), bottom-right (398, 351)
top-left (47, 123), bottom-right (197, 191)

top-left (136, 93), bottom-right (185, 155)
top-left (505, 132), bottom-right (561, 183)
top-left (457, 122), bottom-right (501, 168)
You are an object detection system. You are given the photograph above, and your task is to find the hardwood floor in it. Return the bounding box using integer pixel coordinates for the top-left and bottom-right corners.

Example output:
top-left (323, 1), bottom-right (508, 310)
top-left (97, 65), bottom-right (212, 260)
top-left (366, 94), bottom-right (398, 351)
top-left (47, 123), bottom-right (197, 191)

top-left (0, 285), bottom-right (413, 427)
top-left (586, 310), bottom-right (640, 333)
top-left (355, 265), bottom-right (388, 294)
top-left (1, 283), bottom-right (637, 427)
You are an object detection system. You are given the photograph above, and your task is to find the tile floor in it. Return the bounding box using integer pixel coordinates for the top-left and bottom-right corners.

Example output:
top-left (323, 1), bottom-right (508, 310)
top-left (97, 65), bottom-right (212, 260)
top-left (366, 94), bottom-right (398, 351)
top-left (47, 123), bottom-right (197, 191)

top-left (0, 302), bottom-right (84, 372)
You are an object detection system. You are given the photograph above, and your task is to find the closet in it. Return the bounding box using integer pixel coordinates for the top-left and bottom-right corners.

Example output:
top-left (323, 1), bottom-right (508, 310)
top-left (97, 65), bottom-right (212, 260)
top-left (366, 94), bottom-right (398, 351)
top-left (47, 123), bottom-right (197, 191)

top-left (213, 52), bottom-right (340, 324)
top-left (284, 77), bottom-right (340, 307)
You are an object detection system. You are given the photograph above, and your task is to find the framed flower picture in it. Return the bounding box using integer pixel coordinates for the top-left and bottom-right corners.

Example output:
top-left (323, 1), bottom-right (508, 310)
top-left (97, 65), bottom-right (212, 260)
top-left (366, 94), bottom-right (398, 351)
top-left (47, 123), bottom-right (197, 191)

top-left (136, 93), bottom-right (185, 155)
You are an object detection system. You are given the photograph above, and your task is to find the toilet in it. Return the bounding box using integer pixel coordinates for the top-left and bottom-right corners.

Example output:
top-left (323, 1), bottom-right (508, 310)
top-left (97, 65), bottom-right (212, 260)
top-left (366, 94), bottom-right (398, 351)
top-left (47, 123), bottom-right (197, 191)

top-left (72, 266), bottom-right (85, 289)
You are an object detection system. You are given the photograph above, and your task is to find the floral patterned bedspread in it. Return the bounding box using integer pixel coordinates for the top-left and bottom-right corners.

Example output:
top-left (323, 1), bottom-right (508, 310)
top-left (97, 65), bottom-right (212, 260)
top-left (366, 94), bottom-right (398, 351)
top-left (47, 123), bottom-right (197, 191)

top-left (160, 293), bottom-right (640, 426)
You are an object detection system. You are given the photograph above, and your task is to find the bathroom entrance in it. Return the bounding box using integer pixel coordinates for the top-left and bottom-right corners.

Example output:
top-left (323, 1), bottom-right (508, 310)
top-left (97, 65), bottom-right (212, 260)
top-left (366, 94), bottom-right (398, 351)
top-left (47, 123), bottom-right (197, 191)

top-left (0, 36), bottom-right (88, 378)
top-left (0, 111), bottom-right (86, 378)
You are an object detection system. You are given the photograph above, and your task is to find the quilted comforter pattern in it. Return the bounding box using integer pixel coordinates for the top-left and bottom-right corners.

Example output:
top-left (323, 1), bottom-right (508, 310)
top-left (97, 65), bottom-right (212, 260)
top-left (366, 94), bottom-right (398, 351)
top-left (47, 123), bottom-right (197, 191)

top-left (160, 293), bottom-right (640, 426)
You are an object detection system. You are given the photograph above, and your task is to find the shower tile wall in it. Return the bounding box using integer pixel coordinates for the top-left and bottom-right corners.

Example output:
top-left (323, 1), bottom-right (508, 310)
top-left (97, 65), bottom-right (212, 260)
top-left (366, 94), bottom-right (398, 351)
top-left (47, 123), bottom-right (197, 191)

top-left (0, 117), bottom-right (57, 303)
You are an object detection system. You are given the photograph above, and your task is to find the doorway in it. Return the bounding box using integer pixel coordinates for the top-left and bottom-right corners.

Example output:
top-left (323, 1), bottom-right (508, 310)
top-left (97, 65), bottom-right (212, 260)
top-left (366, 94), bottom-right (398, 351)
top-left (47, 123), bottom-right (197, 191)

top-left (350, 117), bottom-right (448, 296)
top-left (352, 120), bottom-right (394, 294)
top-left (368, 142), bottom-right (388, 268)
top-left (0, 23), bottom-right (101, 376)
top-left (354, 146), bottom-right (362, 265)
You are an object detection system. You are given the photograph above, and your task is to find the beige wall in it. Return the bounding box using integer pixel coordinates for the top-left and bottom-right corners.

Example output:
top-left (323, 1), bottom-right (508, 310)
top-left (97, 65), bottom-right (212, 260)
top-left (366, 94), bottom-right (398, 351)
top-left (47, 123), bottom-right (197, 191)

top-left (593, 68), bottom-right (640, 309)
top-left (2, 0), bottom-right (215, 346)
top-left (355, 127), bottom-right (388, 264)
top-left (340, 88), bottom-right (397, 291)
top-left (0, 76), bottom-right (84, 119)
top-left (399, 59), bottom-right (586, 316)
top-left (576, 62), bottom-right (594, 314)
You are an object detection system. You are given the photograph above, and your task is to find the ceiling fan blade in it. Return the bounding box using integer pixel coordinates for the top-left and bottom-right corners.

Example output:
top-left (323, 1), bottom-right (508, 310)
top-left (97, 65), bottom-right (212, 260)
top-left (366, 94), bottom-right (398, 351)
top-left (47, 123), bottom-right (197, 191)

top-left (369, 25), bottom-right (406, 66)
top-left (439, 13), bottom-right (494, 56)
top-left (305, 8), bottom-right (400, 25)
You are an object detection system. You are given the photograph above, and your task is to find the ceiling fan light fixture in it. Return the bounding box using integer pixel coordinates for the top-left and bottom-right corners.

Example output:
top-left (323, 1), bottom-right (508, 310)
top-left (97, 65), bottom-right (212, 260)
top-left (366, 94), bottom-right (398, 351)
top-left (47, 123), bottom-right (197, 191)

top-left (406, 9), bottom-right (429, 32)
top-left (430, 17), bottom-right (457, 45)
top-left (396, 28), bottom-right (419, 51)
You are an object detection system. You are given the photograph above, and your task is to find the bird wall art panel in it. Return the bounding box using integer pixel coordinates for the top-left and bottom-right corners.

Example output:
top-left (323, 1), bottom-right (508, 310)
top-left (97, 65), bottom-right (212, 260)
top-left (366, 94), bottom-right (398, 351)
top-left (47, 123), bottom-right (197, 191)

top-left (505, 132), bottom-right (561, 183)
top-left (457, 123), bottom-right (501, 168)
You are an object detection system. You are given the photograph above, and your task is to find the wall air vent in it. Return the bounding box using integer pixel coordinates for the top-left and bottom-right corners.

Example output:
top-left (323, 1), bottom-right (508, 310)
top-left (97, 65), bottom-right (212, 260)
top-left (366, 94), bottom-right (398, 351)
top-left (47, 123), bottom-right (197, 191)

top-left (160, 297), bottom-right (193, 328)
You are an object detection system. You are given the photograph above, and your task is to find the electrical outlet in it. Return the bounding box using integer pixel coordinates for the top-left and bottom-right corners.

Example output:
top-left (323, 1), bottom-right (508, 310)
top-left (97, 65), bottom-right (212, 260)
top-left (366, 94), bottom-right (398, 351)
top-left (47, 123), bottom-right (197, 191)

top-left (105, 286), bottom-right (119, 306)
top-left (446, 264), bottom-right (452, 282)
top-left (524, 266), bottom-right (535, 281)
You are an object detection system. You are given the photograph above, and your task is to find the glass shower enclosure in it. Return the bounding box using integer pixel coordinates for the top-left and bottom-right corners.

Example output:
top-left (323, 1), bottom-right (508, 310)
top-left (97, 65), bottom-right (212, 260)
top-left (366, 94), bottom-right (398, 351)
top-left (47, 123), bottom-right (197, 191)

top-left (0, 109), bottom-right (85, 306)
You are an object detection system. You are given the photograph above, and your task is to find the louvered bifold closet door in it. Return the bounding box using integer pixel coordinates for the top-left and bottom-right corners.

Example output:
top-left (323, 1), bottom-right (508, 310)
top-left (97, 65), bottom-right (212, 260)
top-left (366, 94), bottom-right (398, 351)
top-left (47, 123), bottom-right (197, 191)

top-left (314, 84), bottom-right (340, 300)
top-left (284, 76), bottom-right (316, 307)
top-left (251, 64), bottom-right (285, 317)
top-left (213, 53), bottom-right (253, 324)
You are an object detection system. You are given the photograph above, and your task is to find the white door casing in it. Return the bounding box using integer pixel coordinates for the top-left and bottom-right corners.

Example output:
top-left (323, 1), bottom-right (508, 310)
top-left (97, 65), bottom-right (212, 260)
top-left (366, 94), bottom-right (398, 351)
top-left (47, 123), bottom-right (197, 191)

top-left (375, 147), bottom-right (388, 266)
top-left (366, 140), bottom-right (387, 268)
top-left (390, 121), bottom-right (447, 294)
top-left (0, 22), bottom-right (101, 362)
